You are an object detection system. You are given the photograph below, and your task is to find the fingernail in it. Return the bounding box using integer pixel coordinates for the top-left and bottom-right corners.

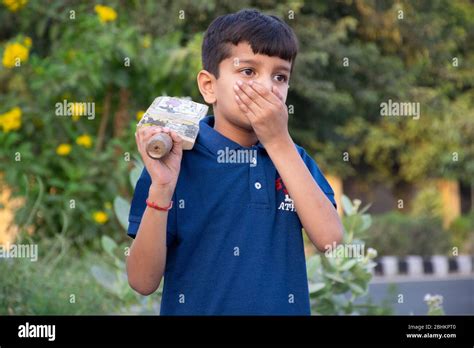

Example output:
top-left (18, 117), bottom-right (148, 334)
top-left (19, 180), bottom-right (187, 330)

top-left (233, 84), bottom-right (239, 91)
top-left (249, 80), bottom-right (253, 85)
top-left (237, 80), bottom-right (243, 86)
top-left (163, 127), bottom-right (170, 132)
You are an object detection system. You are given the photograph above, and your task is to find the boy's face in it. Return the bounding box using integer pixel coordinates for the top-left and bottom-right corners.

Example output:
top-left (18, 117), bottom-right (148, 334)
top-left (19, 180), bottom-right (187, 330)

top-left (201, 42), bottom-right (292, 132)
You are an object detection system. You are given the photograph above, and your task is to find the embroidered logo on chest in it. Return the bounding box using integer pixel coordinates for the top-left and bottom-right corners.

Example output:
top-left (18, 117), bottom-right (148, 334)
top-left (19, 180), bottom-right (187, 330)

top-left (275, 177), bottom-right (296, 212)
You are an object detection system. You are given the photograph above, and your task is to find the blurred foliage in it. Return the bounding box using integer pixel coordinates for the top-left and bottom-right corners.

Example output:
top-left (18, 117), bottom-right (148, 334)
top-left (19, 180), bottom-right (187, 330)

top-left (0, 0), bottom-right (472, 244)
top-left (90, 235), bottom-right (162, 314)
top-left (424, 294), bottom-right (445, 315)
top-left (307, 196), bottom-right (383, 315)
top-left (0, 1), bottom-right (203, 246)
top-left (0, 230), bottom-right (117, 314)
top-left (448, 212), bottom-right (474, 254)
top-left (287, 0), bottom-right (474, 185)
top-left (0, 0), bottom-right (469, 316)
top-left (0, 229), bottom-right (157, 314)
top-left (409, 184), bottom-right (444, 219)
top-left (366, 211), bottom-right (451, 256)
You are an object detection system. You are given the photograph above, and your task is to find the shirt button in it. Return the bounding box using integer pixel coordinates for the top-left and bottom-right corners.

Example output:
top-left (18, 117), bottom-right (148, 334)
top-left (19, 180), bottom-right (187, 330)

top-left (254, 182), bottom-right (262, 190)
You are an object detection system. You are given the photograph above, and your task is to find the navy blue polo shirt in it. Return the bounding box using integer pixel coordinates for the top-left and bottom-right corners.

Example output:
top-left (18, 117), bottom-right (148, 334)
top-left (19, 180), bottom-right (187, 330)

top-left (127, 115), bottom-right (336, 315)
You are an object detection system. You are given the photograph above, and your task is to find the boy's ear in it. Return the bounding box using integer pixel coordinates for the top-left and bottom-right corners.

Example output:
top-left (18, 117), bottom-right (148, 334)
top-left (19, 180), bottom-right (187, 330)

top-left (197, 70), bottom-right (217, 104)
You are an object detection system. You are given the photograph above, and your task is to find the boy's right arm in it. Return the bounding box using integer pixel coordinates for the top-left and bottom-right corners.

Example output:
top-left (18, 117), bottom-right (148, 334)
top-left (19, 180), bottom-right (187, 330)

top-left (126, 125), bottom-right (183, 296)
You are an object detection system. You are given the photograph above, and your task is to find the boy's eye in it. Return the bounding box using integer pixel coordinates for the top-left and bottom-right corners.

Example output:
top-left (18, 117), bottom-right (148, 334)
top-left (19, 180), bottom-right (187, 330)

top-left (240, 68), bottom-right (255, 77)
top-left (274, 74), bottom-right (288, 83)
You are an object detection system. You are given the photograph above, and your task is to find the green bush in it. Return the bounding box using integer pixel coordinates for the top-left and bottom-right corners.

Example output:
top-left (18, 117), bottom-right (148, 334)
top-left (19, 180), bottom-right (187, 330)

top-left (306, 196), bottom-right (394, 315)
top-left (0, 1), bottom-right (202, 249)
top-left (448, 213), bottom-right (474, 254)
top-left (90, 235), bottom-right (162, 314)
top-left (0, 229), bottom-right (160, 314)
top-left (366, 211), bottom-right (451, 256)
top-left (0, 232), bottom-right (117, 314)
top-left (410, 185), bottom-right (443, 219)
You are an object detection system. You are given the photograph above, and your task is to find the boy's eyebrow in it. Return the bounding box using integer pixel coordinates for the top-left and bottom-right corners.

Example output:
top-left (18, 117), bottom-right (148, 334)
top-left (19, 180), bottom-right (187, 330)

top-left (236, 58), bottom-right (261, 66)
top-left (235, 59), bottom-right (291, 73)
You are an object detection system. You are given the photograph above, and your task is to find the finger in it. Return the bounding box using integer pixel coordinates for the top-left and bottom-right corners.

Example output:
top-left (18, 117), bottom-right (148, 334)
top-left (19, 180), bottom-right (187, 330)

top-left (168, 130), bottom-right (183, 145)
top-left (235, 93), bottom-right (255, 119)
top-left (135, 132), bottom-right (144, 154)
top-left (235, 81), bottom-right (264, 110)
top-left (168, 131), bottom-right (183, 156)
top-left (250, 81), bottom-right (281, 106)
top-left (271, 86), bottom-right (285, 103)
top-left (236, 94), bottom-right (255, 127)
top-left (234, 83), bottom-right (259, 117)
top-left (142, 126), bottom-right (163, 143)
top-left (137, 125), bottom-right (154, 140)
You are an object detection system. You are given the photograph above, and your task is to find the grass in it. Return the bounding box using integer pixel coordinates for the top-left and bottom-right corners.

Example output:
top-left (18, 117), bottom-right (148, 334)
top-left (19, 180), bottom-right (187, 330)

top-left (0, 234), bottom-right (121, 315)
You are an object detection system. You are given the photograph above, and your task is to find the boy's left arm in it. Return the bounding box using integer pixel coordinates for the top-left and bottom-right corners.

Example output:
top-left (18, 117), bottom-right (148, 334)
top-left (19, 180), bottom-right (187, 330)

top-left (234, 80), bottom-right (343, 252)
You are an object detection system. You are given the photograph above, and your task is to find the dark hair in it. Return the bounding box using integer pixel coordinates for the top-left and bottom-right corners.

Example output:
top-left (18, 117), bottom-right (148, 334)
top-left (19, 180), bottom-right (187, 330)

top-left (202, 9), bottom-right (298, 78)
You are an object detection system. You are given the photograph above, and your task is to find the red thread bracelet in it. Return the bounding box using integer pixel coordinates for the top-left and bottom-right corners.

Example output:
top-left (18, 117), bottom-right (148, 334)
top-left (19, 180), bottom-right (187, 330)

top-left (146, 199), bottom-right (173, 211)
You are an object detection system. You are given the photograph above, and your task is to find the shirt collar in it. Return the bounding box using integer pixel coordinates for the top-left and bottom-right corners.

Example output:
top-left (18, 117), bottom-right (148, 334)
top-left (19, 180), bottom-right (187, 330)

top-left (197, 115), bottom-right (266, 155)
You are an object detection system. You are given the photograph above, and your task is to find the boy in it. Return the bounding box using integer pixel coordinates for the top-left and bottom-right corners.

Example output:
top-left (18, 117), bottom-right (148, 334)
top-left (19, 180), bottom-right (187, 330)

top-left (127, 9), bottom-right (343, 315)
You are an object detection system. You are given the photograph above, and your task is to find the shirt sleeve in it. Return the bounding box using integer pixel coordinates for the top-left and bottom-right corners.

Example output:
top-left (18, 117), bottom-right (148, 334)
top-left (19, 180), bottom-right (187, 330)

top-left (127, 167), bottom-right (177, 247)
top-left (299, 147), bottom-right (337, 210)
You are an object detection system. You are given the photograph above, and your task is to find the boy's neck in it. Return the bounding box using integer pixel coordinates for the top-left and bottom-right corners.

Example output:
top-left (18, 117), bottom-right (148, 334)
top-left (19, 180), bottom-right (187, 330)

top-left (213, 114), bottom-right (258, 148)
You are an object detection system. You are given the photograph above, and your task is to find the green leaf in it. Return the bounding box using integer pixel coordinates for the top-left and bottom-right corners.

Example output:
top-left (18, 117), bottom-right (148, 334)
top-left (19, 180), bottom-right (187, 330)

top-left (325, 273), bottom-right (345, 283)
top-left (339, 259), bottom-right (358, 271)
top-left (360, 214), bottom-right (372, 231)
top-left (90, 265), bottom-right (121, 296)
top-left (306, 255), bottom-right (321, 278)
top-left (308, 282), bottom-right (326, 293)
top-left (101, 235), bottom-right (117, 258)
top-left (341, 195), bottom-right (353, 216)
top-left (114, 196), bottom-right (131, 231)
top-left (348, 282), bottom-right (366, 295)
top-left (129, 166), bottom-right (142, 188)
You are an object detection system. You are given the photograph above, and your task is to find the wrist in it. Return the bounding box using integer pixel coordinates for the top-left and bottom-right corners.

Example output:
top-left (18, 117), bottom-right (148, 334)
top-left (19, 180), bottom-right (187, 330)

top-left (148, 184), bottom-right (174, 205)
top-left (264, 133), bottom-right (293, 154)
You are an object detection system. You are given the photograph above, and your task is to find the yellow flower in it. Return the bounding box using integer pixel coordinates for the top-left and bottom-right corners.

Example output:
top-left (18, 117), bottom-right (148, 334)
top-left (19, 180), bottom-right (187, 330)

top-left (71, 102), bottom-right (84, 121)
top-left (56, 144), bottom-right (72, 156)
top-left (92, 211), bottom-right (109, 224)
top-left (94, 5), bottom-right (117, 23)
top-left (2, 0), bottom-right (27, 12)
top-left (142, 36), bottom-right (152, 49)
top-left (66, 49), bottom-right (76, 62)
top-left (23, 36), bottom-right (32, 48)
top-left (2, 42), bottom-right (29, 68)
top-left (0, 107), bottom-right (22, 133)
top-left (76, 134), bottom-right (93, 148)
top-left (136, 110), bottom-right (145, 121)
